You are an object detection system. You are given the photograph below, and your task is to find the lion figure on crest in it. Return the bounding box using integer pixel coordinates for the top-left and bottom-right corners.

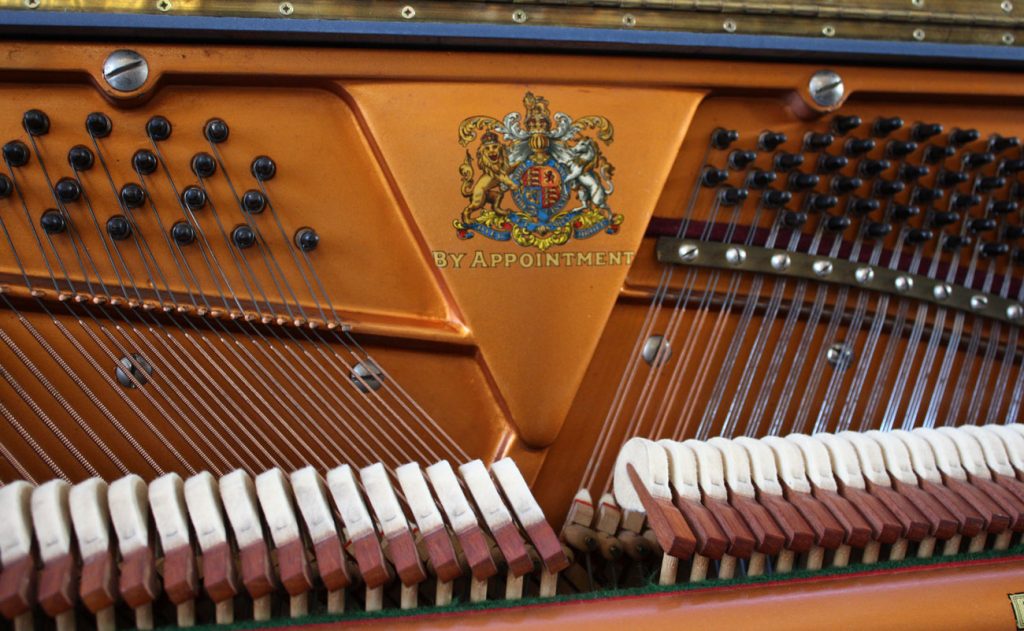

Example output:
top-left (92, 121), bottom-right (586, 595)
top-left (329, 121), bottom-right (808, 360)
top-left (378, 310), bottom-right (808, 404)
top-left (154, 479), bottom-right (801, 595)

top-left (459, 131), bottom-right (517, 225)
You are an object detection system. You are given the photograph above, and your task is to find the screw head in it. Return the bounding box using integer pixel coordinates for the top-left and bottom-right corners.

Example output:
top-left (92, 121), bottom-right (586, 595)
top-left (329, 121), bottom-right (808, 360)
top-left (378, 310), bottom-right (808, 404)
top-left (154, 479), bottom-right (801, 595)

top-left (913, 28), bottom-right (926, 41)
top-left (970, 295), bottom-right (989, 310)
top-left (722, 19), bottom-right (737, 32)
top-left (1001, 0), bottom-right (1013, 11)
top-left (895, 275), bottom-right (913, 292)
top-left (102, 49), bottom-right (149, 93)
top-left (725, 246), bottom-right (747, 265)
top-left (771, 253), bottom-right (791, 271)
top-left (677, 243), bottom-right (699, 262)
top-left (401, 5), bottom-right (415, 18)
top-left (933, 283), bottom-right (952, 300)
top-left (512, 9), bottom-right (528, 23)
top-left (1003, 32), bottom-right (1016, 45)
top-left (822, 24), bottom-right (836, 37)
top-left (622, 13), bottom-right (637, 27)
top-left (808, 70), bottom-right (845, 108)
top-left (278, 1), bottom-right (294, 15)
top-left (1007, 304), bottom-right (1023, 320)
top-left (812, 259), bottom-right (834, 276)
top-left (854, 267), bottom-right (874, 284)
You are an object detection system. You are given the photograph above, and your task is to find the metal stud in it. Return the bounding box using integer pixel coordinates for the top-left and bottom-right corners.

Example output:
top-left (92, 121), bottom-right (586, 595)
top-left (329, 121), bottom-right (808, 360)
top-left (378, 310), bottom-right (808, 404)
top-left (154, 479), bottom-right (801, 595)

top-left (350, 360), bottom-right (384, 393)
top-left (933, 283), bottom-right (952, 300)
top-left (102, 50), bottom-right (149, 92)
top-left (812, 260), bottom-right (834, 277)
top-left (808, 70), bottom-right (844, 108)
top-left (770, 253), bottom-right (791, 271)
top-left (854, 267), bottom-right (874, 284)
top-left (1007, 304), bottom-right (1023, 320)
top-left (641, 335), bottom-right (673, 367)
top-left (971, 295), bottom-right (989, 310)
top-left (725, 247), bottom-right (746, 265)
top-left (895, 275), bottom-right (913, 292)
top-left (826, 343), bottom-right (854, 370)
top-left (678, 243), bottom-right (699, 262)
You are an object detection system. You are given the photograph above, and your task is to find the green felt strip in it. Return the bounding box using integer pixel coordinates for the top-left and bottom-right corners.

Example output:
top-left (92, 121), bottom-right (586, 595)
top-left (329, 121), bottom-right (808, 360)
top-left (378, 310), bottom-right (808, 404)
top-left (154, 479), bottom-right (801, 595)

top-left (139, 544), bottom-right (1024, 630)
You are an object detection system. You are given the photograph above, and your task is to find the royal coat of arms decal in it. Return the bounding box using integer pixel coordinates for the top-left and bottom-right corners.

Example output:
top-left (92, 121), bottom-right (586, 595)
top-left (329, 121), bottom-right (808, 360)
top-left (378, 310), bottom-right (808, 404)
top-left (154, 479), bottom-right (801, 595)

top-left (455, 92), bottom-right (623, 251)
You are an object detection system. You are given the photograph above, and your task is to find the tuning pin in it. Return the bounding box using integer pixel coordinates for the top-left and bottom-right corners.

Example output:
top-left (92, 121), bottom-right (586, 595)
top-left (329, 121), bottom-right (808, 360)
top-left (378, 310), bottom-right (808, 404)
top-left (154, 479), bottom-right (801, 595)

top-left (23, 109), bottom-right (50, 136)
top-left (68, 145), bottom-right (94, 171)
top-left (977, 176), bottom-right (1006, 192)
top-left (85, 112), bottom-right (112, 138)
top-left (243, 190), bottom-right (267, 214)
top-left (762, 189), bottom-right (792, 208)
top-left (774, 152), bottom-right (804, 171)
top-left (969, 218), bottom-right (998, 233)
top-left (132, 149), bottom-right (158, 175)
top-left (702, 168), bottom-right (729, 187)
top-left (171, 221), bottom-right (197, 246)
top-left (905, 228), bottom-right (933, 245)
top-left (787, 173), bottom-right (819, 190)
top-left (1005, 225), bottom-right (1024, 240)
top-left (859, 159), bottom-right (891, 178)
top-left (746, 169), bottom-right (776, 189)
top-left (106, 215), bottom-right (132, 241)
top-left (930, 210), bottom-right (961, 227)
top-left (912, 187), bottom-right (943, 204)
top-left (900, 164), bottom-right (929, 181)
top-left (872, 117), bottom-right (904, 137)
top-left (943, 234), bottom-right (973, 251)
top-left (711, 128), bottom-right (739, 150)
top-left (294, 227), bottom-right (320, 252)
top-left (803, 132), bottom-right (834, 152)
top-left (844, 138), bottom-right (876, 156)
top-left (873, 179), bottom-right (905, 197)
top-left (911, 122), bottom-right (943, 142)
top-left (232, 224), bottom-right (257, 249)
top-left (832, 115), bottom-right (862, 135)
top-left (182, 185), bottom-right (207, 211)
top-left (0, 174), bottom-right (11, 199)
top-left (146, 115), bottom-right (172, 141)
top-left (865, 222), bottom-right (892, 239)
top-left (120, 183), bottom-right (146, 209)
top-left (891, 204), bottom-right (920, 221)
top-left (728, 150), bottom-right (757, 169)
top-left (807, 193), bottom-right (838, 212)
top-left (937, 170), bottom-right (968, 188)
top-left (989, 134), bottom-right (1020, 154)
top-left (251, 156), bottom-right (277, 181)
top-left (981, 241), bottom-right (1010, 258)
top-left (782, 210), bottom-right (808, 228)
top-left (831, 175), bottom-right (862, 194)
top-left (964, 152), bottom-right (995, 170)
top-left (848, 197), bottom-right (880, 215)
top-left (718, 187), bottom-right (749, 205)
top-left (204, 119), bottom-right (230, 144)
top-left (924, 145), bottom-right (954, 164)
top-left (949, 128), bottom-right (980, 148)
top-left (990, 200), bottom-right (1019, 215)
top-left (951, 193), bottom-right (981, 210)
top-left (1001, 158), bottom-right (1024, 174)
top-left (2, 141), bottom-right (30, 167)
top-left (55, 178), bottom-right (81, 203)
top-left (192, 153), bottom-right (217, 178)
top-left (758, 131), bottom-right (788, 151)
top-left (886, 140), bottom-right (917, 158)
top-left (39, 209), bottom-right (66, 234)
top-left (817, 154), bottom-right (848, 173)
top-left (826, 215), bottom-right (852, 232)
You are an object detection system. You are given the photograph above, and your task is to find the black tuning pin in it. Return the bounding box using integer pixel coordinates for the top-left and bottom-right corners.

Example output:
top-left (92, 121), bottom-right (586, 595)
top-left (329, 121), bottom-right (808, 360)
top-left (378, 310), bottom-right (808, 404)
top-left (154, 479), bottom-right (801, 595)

top-left (762, 189), bottom-right (792, 208)
top-left (951, 193), bottom-right (981, 210)
top-left (990, 200), bottom-right (1019, 215)
top-left (844, 138), bottom-right (876, 156)
top-left (803, 132), bottom-right (834, 152)
top-left (1002, 159), bottom-right (1024, 174)
top-left (146, 116), bottom-right (172, 141)
top-left (906, 228), bottom-right (933, 245)
top-left (3, 141), bottom-right (30, 167)
top-left (807, 194), bottom-right (838, 212)
top-left (182, 185), bottom-right (207, 211)
top-left (0, 174), bottom-right (11, 199)
top-left (924, 145), bottom-right (954, 164)
top-left (817, 154), bottom-right (848, 173)
top-left (232, 224), bottom-right (256, 249)
top-left (132, 150), bottom-right (158, 176)
top-left (1005, 225), bottom-right (1024, 240)
top-left (831, 175), bottom-right (862, 194)
top-left (711, 128), bottom-right (739, 150)
top-left (937, 170), bottom-right (968, 188)
top-left (912, 187), bottom-right (943, 204)
top-left (22, 110), bottom-right (49, 136)
top-left (859, 159), bottom-right (891, 178)
top-left (774, 152), bottom-right (804, 171)
top-left (39, 209), bottom-right (66, 234)
top-left (782, 211), bottom-right (808, 228)
top-left (702, 168), bottom-right (729, 187)
top-left (969, 218), bottom-right (997, 233)
top-left (949, 128), bottom-right (980, 148)
top-left (242, 189), bottom-right (266, 214)
top-left (989, 134), bottom-right (1020, 154)
top-left (832, 115), bottom-right (862, 135)
top-left (728, 150), bottom-right (757, 169)
top-left (106, 215), bottom-right (132, 241)
top-left (943, 234), bottom-right (972, 251)
top-left (251, 156), bottom-right (276, 181)
top-left (977, 176), bottom-right (1006, 192)
top-left (900, 164), bottom-right (929, 181)
top-left (964, 152), bottom-right (995, 170)
top-left (787, 173), bottom-right (819, 190)
top-left (1014, 248), bottom-right (1024, 264)
top-left (826, 215), bottom-right (852, 232)
top-left (171, 220), bottom-right (196, 246)
top-left (872, 117), bottom-right (904, 137)
top-left (848, 197), bottom-right (880, 215)
top-left (67, 145), bottom-right (94, 171)
top-left (718, 187), bottom-right (749, 205)
top-left (886, 140), bottom-right (917, 158)
top-left (930, 210), bottom-right (960, 227)
top-left (865, 222), bottom-right (892, 239)
top-left (746, 170), bottom-right (776, 189)
top-left (191, 153), bottom-right (217, 178)
top-left (891, 204), bottom-right (920, 221)
top-left (294, 227), bottom-right (319, 252)
top-left (873, 179), bottom-right (905, 197)
top-left (55, 178), bottom-right (81, 203)
top-left (911, 122), bottom-right (943, 142)
top-left (758, 131), bottom-right (788, 151)
top-left (981, 241), bottom-right (1010, 258)
top-left (204, 119), bottom-right (229, 144)
top-left (120, 183), bottom-right (146, 208)
top-left (85, 112), bottom-right (112, 138)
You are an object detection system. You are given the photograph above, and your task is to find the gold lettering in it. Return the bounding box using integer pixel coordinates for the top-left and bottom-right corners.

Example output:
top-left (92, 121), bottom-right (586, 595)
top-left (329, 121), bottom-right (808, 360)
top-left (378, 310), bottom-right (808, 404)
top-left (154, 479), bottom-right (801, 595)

top-left (504, 253), bottom-right (517, 267)
top-left (490, 253), bottom-right (504, 267)
top-left (577, 252), bottom-right (593, 266)
top-left (546, 252), bottom-right (560, 267)
top-left (432, 251), bottom-right (448, 268)
top-left (520, 253), bottom-right (534, 268)
top-left (595, 251), bottom-right (607, 266)
top-left (623, 251), bottom-right (636, 265)
top-left (609, 251), bottom-right (622, 265)
top-left (449, 252), bottom-right (466, 268)
top-left (471, 250), bottom-right (488, 268)
top-left (562, 252), bottom-right (575, 266)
